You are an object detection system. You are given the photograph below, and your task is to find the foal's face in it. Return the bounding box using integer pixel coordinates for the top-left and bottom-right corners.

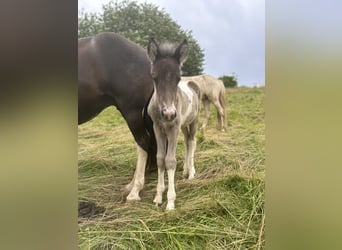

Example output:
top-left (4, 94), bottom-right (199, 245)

top-left (151, 58), bottom-right (181, 121)
top-left (147, 38), bottom-right (189, 122)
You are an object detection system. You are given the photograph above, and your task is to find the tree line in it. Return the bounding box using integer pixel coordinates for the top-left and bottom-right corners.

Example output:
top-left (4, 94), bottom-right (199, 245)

top-left (78, 0), bottom-right (237, 87)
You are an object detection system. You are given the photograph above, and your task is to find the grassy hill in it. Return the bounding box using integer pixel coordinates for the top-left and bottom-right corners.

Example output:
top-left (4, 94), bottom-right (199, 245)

top-left (78, 86), bottom-right (265, 249)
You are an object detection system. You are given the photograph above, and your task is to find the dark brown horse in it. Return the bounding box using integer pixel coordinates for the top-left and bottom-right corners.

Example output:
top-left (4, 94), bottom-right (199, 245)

top-left (78, 32), bottom-right (156, 201)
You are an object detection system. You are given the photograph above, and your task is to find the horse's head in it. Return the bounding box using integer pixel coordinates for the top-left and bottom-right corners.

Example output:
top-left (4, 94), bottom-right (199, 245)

top-left (147, 38), bottom-right (189, 122)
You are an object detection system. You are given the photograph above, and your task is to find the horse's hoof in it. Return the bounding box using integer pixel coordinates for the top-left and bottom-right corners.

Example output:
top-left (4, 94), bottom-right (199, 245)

top-left (153, 196), bottom-right (162, 205)
top-left (188, 168), bottom-right (195, 180)
top-left (188, 174), bottom-right (195, 180)
top-left (166, 203), bottom-right (175, 211)
top-left (126, 193), bottom-right (141, 201)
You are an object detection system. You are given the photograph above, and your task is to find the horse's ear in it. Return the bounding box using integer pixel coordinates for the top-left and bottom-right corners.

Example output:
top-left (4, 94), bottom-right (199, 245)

top-left (174, 39), bottom-right (189, 66)
top-left (147, 38), bottom-right (159, 63)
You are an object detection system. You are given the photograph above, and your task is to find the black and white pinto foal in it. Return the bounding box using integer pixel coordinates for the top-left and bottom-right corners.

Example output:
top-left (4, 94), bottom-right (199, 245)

top-left (147, 38), bottom-right (201, 210)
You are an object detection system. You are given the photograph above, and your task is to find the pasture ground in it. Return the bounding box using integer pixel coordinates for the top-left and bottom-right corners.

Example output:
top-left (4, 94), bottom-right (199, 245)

top-left (78, 86), bottom-right (265, 249)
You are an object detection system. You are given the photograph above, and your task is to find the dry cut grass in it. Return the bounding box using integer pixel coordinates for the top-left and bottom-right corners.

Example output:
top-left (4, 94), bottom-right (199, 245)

top-left (78, 86), bottom-right (265, 249)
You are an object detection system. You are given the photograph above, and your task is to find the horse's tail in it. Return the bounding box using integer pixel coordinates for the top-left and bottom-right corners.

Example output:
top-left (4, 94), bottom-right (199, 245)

top-left (217, 80), bottom-right (227, 130)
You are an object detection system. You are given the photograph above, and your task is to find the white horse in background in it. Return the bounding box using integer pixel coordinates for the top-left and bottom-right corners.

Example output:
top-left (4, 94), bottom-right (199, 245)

top-left (182, 74), bottom-right (227, 131)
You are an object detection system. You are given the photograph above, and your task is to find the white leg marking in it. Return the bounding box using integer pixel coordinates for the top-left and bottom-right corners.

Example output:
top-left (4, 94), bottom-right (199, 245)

top-left (182, 138), bottom-right (189, 179)
top-left (166, 168), bottom-right (176, 210)
top-left (127, 145), bottom-right (147, 201)
top-left (188, 139), bottom-right (196, 180)
top-left (125, 173), bottom-right (135, 192)
top-left (182, 162), bottom-right (189, 178)
top-left (153, 167), bottom-right (165, 205)
top-left (153, 123), bottom-right (167, 206)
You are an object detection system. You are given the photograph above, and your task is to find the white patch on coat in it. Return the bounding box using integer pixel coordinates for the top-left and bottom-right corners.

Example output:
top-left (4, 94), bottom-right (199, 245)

top-left (178, 81), bottom-right (193, 119)
top-left (166, 168), bottom-right (176, 210)
top-left (178, 81), bottom-right (193, 99)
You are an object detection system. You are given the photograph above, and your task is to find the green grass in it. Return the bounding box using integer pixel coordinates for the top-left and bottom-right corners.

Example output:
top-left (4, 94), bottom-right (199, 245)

top-left (78, 86), bottom-right (265, 249)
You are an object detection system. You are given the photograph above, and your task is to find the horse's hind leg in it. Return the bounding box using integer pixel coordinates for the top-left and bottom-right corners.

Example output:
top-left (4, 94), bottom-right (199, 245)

top-left (201, 99), bottom-right (211, 130)
top-left (216, 110), bottom-right (222, 130)
top-left (181, 127), bottom-right (190, 179)
top-left (213, 100), bottom-right (225, 132)
top-left (185, 121), bottom-right (197, 180)
top-left (189, 122), bottom-right (197, 179)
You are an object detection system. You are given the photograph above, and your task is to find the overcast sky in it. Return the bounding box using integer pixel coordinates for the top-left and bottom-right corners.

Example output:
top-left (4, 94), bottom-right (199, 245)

top-left (79, 0), bottom-right (265, 86)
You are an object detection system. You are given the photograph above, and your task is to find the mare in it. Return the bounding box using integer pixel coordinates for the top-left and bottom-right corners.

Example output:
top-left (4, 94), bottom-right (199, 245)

top-left (78, 32), bottom-right (156, 201)
top-left (147, 38), bottom-right (201, 210)
top-left (182, 74), bottom-right (227, 131)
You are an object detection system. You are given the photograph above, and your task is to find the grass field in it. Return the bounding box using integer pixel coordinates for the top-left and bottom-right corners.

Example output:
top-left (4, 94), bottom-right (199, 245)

top-left (78, 86), bottom-right (265, 249)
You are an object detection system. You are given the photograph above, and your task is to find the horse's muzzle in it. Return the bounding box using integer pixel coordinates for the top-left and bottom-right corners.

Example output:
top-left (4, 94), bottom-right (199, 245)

top-left (161, 107), bottom-right (177, 121)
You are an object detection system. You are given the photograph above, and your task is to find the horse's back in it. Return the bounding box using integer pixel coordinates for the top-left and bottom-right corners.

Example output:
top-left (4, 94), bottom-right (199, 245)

top-left (78, 32), bottom-right (152, 95)
top-left (181, 74), bottom-right (223, 99)
top-left (86, 33), bottom-right (153, 106)
top-left (78, 32), bottom-right (153, 124)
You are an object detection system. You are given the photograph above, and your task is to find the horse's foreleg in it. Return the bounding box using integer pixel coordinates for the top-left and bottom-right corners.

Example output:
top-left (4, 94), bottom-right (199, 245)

top-left (154, 166), bottom-right (165, 205)
top-left (165, 128), bottom-right (179, 210)
top-left (126, 145), bottom-right (148, 201)
top-left (166, 168), bottom-right (176, 211)
top-left (187, 122), bottom-right (198, 180)
top-left (153, 125), bottom-right (167, 206)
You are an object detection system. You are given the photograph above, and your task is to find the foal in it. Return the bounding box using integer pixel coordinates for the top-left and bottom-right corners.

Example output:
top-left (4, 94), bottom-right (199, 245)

top-left (147, 38), bottom-right (201, 210)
